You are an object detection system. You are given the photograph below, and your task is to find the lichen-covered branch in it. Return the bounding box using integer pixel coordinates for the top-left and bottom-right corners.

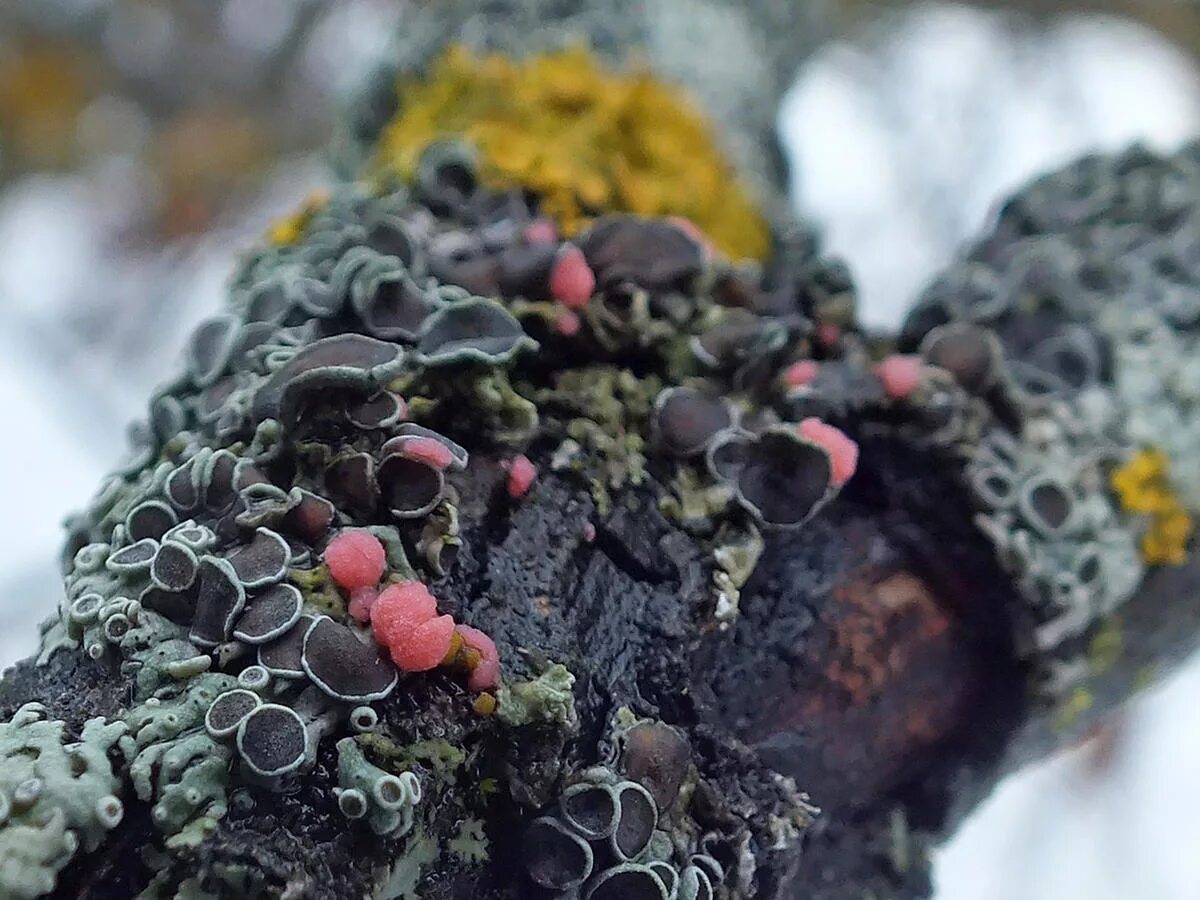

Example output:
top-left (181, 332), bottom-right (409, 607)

top-left (2, 8), bottom-right (1200, 900)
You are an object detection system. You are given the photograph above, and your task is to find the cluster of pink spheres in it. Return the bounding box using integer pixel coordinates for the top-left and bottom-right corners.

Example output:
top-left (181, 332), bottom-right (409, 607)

top-left (874, 354), bottom-right (924, 400)
top-left (504, 454), bottom-right (538, 499)
top-left (782, 359), bottom-right (820, 390)
top-left (550, 245), bottom-right (595, 310)
top-left (324, 529), bottom-right (500, 692)
top-left (524, 217), bottom-right (597, 337)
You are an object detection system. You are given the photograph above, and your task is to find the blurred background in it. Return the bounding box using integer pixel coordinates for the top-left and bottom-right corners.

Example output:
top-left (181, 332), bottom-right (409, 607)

top-left (2, 2), bottom-right (1199, 897)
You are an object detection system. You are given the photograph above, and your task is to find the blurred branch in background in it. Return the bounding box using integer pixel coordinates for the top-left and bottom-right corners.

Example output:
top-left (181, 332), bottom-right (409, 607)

top-left (846, 0), bottom-right (1200, 49)
top-left (0, 0), bottom-right (408, 237)
top-left (784, 2), bottom-right (1200, 328)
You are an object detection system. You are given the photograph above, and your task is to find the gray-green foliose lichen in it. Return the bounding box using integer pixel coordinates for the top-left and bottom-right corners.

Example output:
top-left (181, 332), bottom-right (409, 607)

top-left (335, 736), bottom-right (422, 836)
top-left (900, 142), bottom-right (1200, 702)
top-left (496, 663), bottom-right (578, 728)
top-left (0, 704), bottom-right (126, 899)
top-left (5, 129), bottom-right (881, 898)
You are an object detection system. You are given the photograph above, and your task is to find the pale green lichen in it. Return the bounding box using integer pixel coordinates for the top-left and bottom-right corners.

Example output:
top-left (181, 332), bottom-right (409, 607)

top-left (287, 564), bottom-right (346, 617)
top-left (399, 739), bottom-right (466, 777)
top-left (0, 812), bottom-right (78, 900)
top-left (335, 737), bottom-right (422, 836)
top-left (34, 536), bottom-right (243, 864)
top-left (470, 370), bottom-right (539, 445)
top-left (887, 806), bottom-right (912, 876)
top-left (584, 284), bottom-right (679, 353)
top-left (356, 734), bottom-right (466, 780)
top-left (136, 731), bottom-right (232, 848)
top-left (448, 817), bottom-right (489, 863)
top-left (247, 417), bottom-right (285, 463)
top-left (1053, 685), bottom-right (1094, 732)
top-left (35, 617), bottom-right (78, 666)
top-left (415, 503), bottom-right (462, 576)
top-left (366, 525), bottom-right (422, 581)
top-left (88, 461), bottom-right (174, 540)
top-left (123, 671), bottom-right (236, 750)
top-left (496, 663), bottom-right (577, 728)
top-left (1087, 618), bottom-right (1123, 675)
top-left (377, 827), bottom-right (441, 900)
top-left (538, 367), bottom-right (659, 510)
top-left (712, 521), bottom-right (763, 622)
top-left (128, 634), bottom-right (214, 698)
top-left (0, 704), bottom-right (127, 900)
top-left (121, 667), bottom-right (237, 846)
top-left (659, 466), bottom-right (734, 528)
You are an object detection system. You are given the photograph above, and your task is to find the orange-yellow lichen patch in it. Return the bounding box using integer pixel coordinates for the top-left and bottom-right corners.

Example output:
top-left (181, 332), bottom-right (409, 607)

top-left (1111, 448), bottom-right (1194, 566)
top-left (266, 190), bottom-right (330, 246)
top-left (372, 45), bottom-right (770, 261)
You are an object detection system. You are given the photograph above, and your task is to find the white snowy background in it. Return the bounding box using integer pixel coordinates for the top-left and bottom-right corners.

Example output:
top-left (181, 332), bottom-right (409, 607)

top-left (2, 4), bottom-right (1200, 896)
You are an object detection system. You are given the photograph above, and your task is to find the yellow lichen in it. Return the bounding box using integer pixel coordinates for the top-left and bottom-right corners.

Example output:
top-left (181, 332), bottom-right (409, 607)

top-left (1110, 448), bottom-right (1194, 566)
top-left (287, 564), bottom-right (346, 616)
top-left (372, 45), bottom-right (770, 260)
top-left (266, 190), bottom-right (330, 246)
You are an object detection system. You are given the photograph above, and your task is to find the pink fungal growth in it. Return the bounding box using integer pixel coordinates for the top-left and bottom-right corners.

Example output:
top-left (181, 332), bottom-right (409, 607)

top-left (816, 322), bottom-right (841, 347)
top-left (371, 581), bottom-right (456, 672)
top-left (396, 436), bottom-right (454, 470)
top-left (505, 454), bottom-right (538, 498)
top-left (348, 586), bottom-right (379, 623)
top-left (782, 360), bottom-right (820, 390)
top-left (797, 418), bottom-right (859, 487)
top-left (876, 354), bottom-right (924, 400)
top-left (324, 529), bottom-right (386, 591)
top-left (455, 624), bottom-right (500, 692)
top-left (524, 218), bottom-right (558, 245)
top-left (549, 245), bottom-right (595, 309)
top-left (555, 309), bottom-right (581, 337)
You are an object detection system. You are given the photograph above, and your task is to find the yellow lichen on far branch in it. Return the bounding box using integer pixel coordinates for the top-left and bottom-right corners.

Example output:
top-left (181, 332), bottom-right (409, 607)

top-left (1110, 448), bottom-right (1195, 566)
top-left (372, 45), bottom-right (771, 261)
top-left (266, 190), bottom-right (331, 246)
